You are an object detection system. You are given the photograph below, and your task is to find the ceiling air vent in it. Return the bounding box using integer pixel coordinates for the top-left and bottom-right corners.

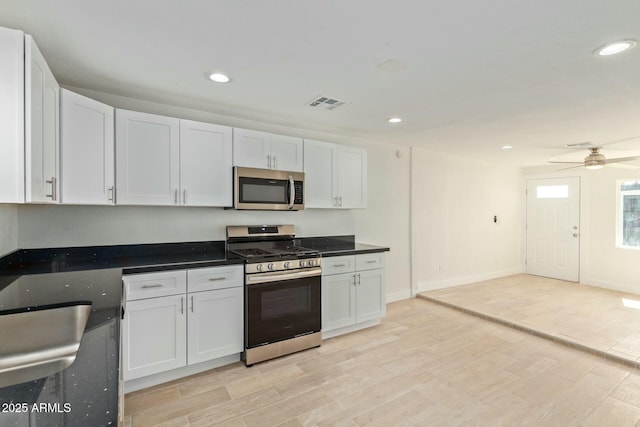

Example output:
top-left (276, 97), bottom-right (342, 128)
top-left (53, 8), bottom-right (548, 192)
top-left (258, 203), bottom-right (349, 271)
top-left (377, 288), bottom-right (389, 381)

top-left (305, 96), bottom-right (348, 111)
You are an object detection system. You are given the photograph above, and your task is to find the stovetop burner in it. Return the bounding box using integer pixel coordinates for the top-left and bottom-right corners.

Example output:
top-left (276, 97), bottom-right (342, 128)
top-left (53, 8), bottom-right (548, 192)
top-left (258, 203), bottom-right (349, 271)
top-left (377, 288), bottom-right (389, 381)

top-left (230, 248), bottom-right (274, 258)
top-left (229, 245), bottom-right (318, 260)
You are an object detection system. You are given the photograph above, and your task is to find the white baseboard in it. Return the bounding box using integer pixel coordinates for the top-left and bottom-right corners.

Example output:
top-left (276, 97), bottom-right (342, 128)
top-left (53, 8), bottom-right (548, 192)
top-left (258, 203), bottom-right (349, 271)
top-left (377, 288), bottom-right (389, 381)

top-left (581, 277), bottom-right (640, 296)
top-left (124, 353), bottom-right (240, 393)
top-left (415, 267), bottom-right (523, 293)
top-left (386, 289), bottom-right (412, 303)
top-left (322, 319), bottom-right (381, 339)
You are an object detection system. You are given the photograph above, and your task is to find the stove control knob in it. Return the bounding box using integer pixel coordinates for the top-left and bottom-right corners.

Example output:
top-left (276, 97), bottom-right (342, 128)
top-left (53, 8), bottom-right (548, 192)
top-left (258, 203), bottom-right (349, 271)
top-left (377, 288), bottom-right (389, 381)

top-left (300, 260), bottom-right (306, 267)
top-left (267, 263), bottom-right (274, 271)
top-left (284, 261), bottom-right (291, 269)
top-left (308, 259), bottom-right (315, 266)
top-left (256, 264), bottom-right (263, 272)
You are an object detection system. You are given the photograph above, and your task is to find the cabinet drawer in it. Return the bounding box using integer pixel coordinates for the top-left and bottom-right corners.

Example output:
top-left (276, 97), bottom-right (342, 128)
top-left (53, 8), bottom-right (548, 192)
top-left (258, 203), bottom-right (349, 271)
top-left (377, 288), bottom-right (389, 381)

top-left (187, 265), bottom-right (243, 292)
top-left (322, 255), bottom-right (355, 275)
top-left (356, 252), bottom-right (385, 271)
top-left (124, 270), bottom-right (187, 301)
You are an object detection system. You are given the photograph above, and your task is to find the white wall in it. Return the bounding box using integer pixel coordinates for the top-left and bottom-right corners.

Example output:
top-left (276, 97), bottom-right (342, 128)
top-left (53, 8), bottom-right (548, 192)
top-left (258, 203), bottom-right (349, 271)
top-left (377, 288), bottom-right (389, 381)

top-left (411, 147), bottom-right (524, 292)
top-left (525, 166), bottom-right (640, 294)
top-left (17, 88), bottom-right (413, 301)
top-left (0, 204), bottom-right (18, 256)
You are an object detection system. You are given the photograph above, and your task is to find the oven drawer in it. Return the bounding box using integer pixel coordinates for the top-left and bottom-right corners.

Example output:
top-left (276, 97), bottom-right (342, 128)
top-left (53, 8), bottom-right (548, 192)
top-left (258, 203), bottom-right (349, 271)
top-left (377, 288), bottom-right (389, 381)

top-left (356, 252), bottom-right (385, 271)
top-left (124, 270), bottom-right (187, 301)
top-left (187, 265), bottom-right (243, 292)
top-left (321, 255), bottom-right (356, 275)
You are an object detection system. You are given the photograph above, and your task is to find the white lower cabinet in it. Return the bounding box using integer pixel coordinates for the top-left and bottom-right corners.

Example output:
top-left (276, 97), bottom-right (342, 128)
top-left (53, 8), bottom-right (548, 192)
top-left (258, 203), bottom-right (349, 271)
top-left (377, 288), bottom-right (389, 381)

top-left (122, 294), bottom-right (187, 380)
top-left (187, 287), bottom-right (243, 365)
top-left (122, 265), bottom-right (243, 383)
top-left (322, 253), bottom-right (386, 338)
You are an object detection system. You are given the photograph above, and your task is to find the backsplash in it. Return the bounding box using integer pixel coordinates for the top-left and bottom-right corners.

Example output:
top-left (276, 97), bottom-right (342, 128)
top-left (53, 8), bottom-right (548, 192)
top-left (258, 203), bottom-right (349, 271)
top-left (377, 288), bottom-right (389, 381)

top-left (16, 204), bottom-right (356, 249)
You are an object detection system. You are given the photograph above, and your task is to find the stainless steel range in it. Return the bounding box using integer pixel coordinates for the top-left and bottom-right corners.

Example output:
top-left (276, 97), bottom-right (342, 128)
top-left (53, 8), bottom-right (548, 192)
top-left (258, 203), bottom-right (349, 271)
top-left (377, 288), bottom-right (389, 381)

top-left (227, 225), bottom-right (322, 366)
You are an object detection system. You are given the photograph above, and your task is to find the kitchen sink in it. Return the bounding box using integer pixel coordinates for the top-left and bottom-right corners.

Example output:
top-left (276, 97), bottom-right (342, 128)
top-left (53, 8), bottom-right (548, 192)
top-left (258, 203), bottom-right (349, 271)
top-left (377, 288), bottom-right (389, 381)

top-left (0, 301), bottom-right (92, 388)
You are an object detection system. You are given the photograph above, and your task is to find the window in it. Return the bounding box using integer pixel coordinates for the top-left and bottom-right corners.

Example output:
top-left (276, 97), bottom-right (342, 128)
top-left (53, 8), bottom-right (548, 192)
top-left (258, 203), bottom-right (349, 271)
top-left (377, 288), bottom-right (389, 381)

top-left (618, 180), bottom-right (640, 248)
top-left (536, 185), bottom-right (569, 199)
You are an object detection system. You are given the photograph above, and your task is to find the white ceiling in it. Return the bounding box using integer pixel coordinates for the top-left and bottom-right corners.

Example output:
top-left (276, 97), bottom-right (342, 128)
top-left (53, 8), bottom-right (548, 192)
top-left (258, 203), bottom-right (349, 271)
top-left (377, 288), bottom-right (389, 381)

top-left (3, 0), bottom-right (640, 166)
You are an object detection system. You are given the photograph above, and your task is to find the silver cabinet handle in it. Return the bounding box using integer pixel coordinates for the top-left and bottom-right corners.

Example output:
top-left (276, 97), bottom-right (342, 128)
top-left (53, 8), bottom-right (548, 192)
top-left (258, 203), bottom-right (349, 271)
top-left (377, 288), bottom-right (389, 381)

top-left (357, 273), bottom-right (361, 286)
top-left (352, 274), bottom-right (356, 287)
top-left (267, 155), bottom-right (271, 168)
top-left (45, 177), bottom-right (56, 200)
top-left (208, 277), bottom-right (226, 281)
top-left (142, 284), bottom-right (163, 289)
top-left (180, 297), bottom-right (184, 314)
top-left (174, 189), bottom-right (178, 204)
top-left (338, 197), bottom-right (343, 207)
top-left (273, 155), bottom-right (277, 169)
top-left (108, 186), bottom-right (114, 202)
top-left (333, 264), bottom-right (346, 267)
top-left (190, 296), bottom-right (194, 312)
top-left (573, 233), bottom-right (578, 237)
top-left (366, 260), bottom-right (377, 264)
top-left (183, 189), bottom-right (187, 205)
top-left (334, 197), bottom-right (338, 207)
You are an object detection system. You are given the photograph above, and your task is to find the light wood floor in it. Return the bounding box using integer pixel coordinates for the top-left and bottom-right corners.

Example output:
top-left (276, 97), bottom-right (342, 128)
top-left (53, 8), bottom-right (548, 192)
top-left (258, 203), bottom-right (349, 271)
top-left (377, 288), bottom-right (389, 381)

top-left (125, 291), bottom-right (640, 426)
top-left (419, 274), bottom-right (640, 367)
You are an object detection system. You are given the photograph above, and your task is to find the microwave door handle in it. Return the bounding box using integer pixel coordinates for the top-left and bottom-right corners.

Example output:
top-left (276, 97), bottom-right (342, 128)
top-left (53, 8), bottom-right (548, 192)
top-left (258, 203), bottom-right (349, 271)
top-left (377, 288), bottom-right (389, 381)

top-left (288, 176), bottom-right (295, 209)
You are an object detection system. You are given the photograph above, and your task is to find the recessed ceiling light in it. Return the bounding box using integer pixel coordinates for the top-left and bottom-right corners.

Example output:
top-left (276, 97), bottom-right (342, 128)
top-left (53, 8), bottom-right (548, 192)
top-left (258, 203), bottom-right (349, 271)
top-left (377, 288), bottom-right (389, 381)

top-left (387, 117), bottom-right (402, 124)
top-left (501, 145), bottom-right (513, 149)
top-left (594, 40), bottom-right (637, 56)
top-left (209, 73), bottom-right (230, 83)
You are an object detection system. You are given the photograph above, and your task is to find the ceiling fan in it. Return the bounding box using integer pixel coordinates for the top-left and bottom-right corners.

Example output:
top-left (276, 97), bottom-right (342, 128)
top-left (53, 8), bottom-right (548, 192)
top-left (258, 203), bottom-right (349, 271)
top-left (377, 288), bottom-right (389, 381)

top-left (548, 146), bottom-right (640, 170)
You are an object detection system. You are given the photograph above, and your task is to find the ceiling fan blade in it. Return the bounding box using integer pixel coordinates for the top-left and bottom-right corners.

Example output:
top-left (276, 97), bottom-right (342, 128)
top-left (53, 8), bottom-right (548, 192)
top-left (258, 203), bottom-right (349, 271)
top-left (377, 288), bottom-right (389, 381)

top-left (606, 163), bottom-right (640, 170)
top-left (556, 165), bottom-right (584, 171)
top-left (548, 161), bottom-right (583, 164)
top-left (605, 156), bottom-right (640, 164)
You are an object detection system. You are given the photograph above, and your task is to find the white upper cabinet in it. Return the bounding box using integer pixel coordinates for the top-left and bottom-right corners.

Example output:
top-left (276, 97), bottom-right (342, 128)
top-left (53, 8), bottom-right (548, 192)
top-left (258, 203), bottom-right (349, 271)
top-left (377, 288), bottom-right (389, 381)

top-left (25, 34), bottom-right (59, 203)
top-left (233, 128), bottom-right (303, 172)
top-left (60, 89), bottom-right (115, 205)
top-left (232, 128), bottom-right (271, 169)
top-left (337, 145), bottom-right (367, 209)
top-left (115, 109), bottom-right (180, 205)
top-left (303, 139), bottom-right (338, 208)
top-left (0, 26), bottom-right (25, 203)
top-left (269, 133), bottom-right (304, 172)
top-left (303, 139), bottom-right (367, 209)
top-left (116, 111), bottom-right (233, 207)
top-left (180, 120), bottom-right (233, 207)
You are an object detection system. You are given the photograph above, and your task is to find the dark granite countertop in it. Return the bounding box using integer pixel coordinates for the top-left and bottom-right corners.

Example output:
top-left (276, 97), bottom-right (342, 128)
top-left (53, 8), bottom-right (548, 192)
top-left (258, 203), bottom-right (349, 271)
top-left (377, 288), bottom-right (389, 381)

top-left (297, 235), bottom-right (390, 257)
top-left (0, 236), bottom-right (387, 426)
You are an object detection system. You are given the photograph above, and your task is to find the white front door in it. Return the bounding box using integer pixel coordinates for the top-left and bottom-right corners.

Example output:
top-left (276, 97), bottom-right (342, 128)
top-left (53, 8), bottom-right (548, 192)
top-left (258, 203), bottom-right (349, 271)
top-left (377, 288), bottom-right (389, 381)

top-left (526, 177), bottom-right (580, 282)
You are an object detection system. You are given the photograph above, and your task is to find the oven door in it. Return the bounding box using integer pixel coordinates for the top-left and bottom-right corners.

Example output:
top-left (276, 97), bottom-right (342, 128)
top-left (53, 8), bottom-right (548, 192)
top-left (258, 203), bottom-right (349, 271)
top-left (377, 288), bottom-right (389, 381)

top-left (245, 268), bottom-right (321, 349)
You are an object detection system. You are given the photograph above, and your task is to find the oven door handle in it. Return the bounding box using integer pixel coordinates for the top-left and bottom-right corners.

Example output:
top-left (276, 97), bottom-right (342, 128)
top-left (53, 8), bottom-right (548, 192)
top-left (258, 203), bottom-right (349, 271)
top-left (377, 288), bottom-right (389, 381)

top-left (246, 267), bottom-right (321, 285)
top-left (288, 175), bottom-right (295, 210)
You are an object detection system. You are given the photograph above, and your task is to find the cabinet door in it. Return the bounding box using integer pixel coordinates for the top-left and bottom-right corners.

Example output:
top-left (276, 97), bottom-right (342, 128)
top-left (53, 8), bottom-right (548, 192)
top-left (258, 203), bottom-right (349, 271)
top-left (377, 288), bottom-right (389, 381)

top-left (303, 139), bottom-right (338, 208)
top-left (60, 89), bottom-right (114, 204)
top-left (233, 128), bottom-right (272, 169)
top-left (122, 294), bottom-right (187, 380)
top-left (0, 27), bottom-right (25, 203)
top-left (270, 133), bottom-right (303, 172)
top-left (25, 35), bottom-right (59, 203)
top-left (321, 272), bottom-right (356, 331)
top-left (355, 269), bottom-right (386, 323)
top-left (115, 109), bottom-right (180, 205)
top-left (187, 287), bottom-right (243, 365)
top-left (338, 145), bottom-right (367, 209)
top-left (179, 120), bottom-right (233, 206)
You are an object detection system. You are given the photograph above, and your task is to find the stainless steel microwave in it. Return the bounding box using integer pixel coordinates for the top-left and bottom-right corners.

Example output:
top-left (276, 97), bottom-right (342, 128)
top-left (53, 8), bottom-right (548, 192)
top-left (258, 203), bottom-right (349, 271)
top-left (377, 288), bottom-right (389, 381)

top-left (234, 167), bottom-right (304, 210)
